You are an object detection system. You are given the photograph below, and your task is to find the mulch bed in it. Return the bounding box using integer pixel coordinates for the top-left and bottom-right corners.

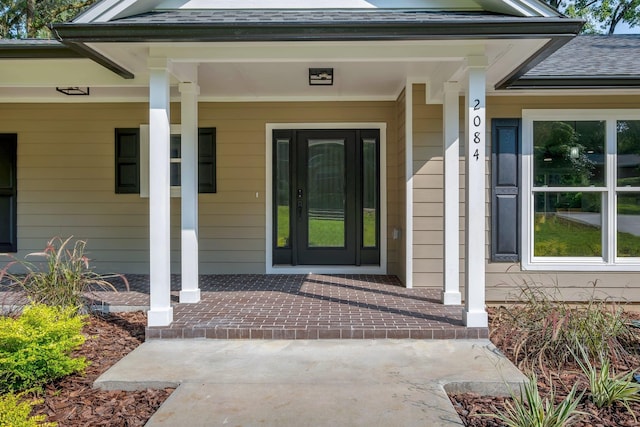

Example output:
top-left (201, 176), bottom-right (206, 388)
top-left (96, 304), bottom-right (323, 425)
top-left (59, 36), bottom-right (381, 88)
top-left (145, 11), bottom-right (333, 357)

top-left (30, 312), bottom-right (174, 426)
top-left (450, 307), bottom-right (640, 426)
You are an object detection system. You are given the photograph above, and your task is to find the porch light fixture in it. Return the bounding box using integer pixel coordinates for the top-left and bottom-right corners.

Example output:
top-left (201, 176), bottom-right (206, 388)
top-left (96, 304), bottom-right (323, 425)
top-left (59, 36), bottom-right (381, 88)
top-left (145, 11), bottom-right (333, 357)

top-left (309, 68), bottom-right (333, 86)
top-left (56, 87), bottom-right (90, 96)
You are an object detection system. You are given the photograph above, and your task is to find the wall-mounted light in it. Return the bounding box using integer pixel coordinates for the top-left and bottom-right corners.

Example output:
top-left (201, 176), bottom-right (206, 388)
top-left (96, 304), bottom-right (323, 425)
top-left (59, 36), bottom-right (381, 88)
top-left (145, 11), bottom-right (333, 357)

top-left (56, 87), bottom-right (90, 96)
top-left (309, 68), bottom-right (333, 86)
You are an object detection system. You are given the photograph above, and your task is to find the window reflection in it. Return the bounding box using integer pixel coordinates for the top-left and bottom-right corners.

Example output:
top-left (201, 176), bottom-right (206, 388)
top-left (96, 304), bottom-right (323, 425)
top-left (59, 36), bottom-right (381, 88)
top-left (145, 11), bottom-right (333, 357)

top-left (617, 121), bottom-right (640, 187)
top-left (617, 192), bottom-right (640, 257)
top-left (363, 138), bottom-right (377, 248)
top-left (533, 192), bottom-right (602, 257)
top-left (533, 121), bottom-right (605, 187)
top-left (276, 139), bottom-right (290, 248)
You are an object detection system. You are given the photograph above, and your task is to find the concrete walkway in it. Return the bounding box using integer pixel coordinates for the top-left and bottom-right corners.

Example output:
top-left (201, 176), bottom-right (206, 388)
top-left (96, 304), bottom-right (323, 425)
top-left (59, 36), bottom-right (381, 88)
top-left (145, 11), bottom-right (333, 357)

top-left (95, 340), bottom-right (525, 426)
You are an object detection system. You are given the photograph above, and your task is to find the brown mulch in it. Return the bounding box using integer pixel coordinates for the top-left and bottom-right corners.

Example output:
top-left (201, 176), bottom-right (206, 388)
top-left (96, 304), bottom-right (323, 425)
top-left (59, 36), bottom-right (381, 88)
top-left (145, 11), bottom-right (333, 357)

top-left (30, 312), bottom-right (174, 426)
top-left (449, 307), bottom-right (640, 426)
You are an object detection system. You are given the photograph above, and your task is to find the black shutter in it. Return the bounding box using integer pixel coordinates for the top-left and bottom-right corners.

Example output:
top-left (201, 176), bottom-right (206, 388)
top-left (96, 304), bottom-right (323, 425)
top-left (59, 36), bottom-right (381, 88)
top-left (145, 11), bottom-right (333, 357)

top-left (0, 134), bottom-right (17, 252)
top-left (491, 119), bottom-right (520, 262)
top-left (198, 128), bottom-right (216, 193)
top-left (115, 128), bottom-right (140, 194)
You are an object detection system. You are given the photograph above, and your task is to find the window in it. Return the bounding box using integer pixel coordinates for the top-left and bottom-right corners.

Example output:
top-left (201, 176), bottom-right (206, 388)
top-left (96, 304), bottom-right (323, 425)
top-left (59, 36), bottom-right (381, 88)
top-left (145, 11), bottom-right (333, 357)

top-left (522, 110), bottom-right (640, 270)
top-left (0, 134), bottom-right (17, 252)
top-left (115, 126), bottom-right (216, 195)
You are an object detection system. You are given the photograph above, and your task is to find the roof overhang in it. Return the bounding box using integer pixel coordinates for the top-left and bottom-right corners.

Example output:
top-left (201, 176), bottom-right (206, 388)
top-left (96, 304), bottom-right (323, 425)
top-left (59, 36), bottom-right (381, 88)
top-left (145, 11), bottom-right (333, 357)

top-left (72, 0), bottom-right (563, 24)
top-left (49, 14), bottom-right (583, 81)
top-left (0, 40), bottom-right (83, 59)
top-left (506, 76), bottom-right (640, 89)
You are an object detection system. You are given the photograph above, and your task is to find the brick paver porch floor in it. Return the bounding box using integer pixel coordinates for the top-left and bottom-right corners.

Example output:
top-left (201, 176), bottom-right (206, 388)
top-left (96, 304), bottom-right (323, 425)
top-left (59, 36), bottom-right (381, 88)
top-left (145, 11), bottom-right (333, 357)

top-left (14, 274), bottom-right (488, 340)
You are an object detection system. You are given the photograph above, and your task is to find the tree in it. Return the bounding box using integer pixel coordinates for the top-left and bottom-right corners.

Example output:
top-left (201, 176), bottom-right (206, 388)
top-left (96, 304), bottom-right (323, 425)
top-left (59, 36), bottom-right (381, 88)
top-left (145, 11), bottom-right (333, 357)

top-left (0, 0), bottom-right (96, 39)
top-left (542, 0), bottom-right (640, 34)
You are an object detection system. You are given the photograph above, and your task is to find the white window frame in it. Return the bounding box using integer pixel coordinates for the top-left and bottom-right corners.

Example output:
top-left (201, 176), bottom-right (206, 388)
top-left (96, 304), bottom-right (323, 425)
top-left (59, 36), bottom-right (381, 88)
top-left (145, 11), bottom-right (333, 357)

top-left (522, 109), bottom-right (640, 271)
top-left (140, 124), bottom-right (183, 198)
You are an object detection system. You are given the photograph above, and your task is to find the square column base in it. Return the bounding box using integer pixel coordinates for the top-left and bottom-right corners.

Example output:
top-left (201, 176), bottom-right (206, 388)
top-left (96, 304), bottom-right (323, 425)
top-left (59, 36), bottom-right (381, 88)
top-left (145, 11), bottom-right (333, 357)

top-left (179, 289), bottom-right (201, 304)
top-left (147, 307), bottom-right (174, 327)
top-left (462, 309), bottom-right (488, 328)
top-left (441, 291), bottom-right (462, 305)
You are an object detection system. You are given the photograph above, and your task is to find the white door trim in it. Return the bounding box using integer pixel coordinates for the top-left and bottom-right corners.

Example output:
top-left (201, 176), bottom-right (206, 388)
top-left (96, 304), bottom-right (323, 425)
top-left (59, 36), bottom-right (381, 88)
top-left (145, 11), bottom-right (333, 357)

top-left (265, 122), bottom-right (387, 274)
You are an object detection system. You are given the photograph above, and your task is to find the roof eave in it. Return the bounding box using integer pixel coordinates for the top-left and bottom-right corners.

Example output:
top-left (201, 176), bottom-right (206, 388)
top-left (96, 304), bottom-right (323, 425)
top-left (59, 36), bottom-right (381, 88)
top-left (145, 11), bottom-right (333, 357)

top-left (49, 18), bottom-right (583, 81)
top-left (51, 19), bottom-right (584, 43)
top-left (506, 76), bottom-right (640, 89)
top-left (0, 43), bottom-right (84, 59)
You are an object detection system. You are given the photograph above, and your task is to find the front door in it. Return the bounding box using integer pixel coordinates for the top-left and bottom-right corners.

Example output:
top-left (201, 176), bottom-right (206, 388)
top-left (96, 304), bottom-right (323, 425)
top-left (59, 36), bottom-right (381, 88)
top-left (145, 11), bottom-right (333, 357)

top-left (273, 129), bottom-right (380, 266)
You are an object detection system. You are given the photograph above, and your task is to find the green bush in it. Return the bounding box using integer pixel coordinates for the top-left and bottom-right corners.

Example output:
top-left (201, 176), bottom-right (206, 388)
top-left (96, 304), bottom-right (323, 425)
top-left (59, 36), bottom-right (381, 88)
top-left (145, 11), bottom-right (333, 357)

top-left (0, 236), bottom-right (127, 311)
top-left (0, 304), bottom-right (88, 393)
top-left (0, 393), bottom-right (56, 427)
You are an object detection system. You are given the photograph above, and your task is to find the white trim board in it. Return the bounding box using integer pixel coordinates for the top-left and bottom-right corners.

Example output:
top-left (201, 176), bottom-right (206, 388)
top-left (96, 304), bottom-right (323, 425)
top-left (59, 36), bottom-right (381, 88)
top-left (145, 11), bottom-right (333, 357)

top-left (265, 122), bottom-right (388, 275)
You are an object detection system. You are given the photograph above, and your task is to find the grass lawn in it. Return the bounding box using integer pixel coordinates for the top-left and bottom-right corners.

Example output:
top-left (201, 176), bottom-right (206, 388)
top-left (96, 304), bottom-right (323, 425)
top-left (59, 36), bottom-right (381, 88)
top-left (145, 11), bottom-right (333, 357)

top-left (276, 206), bottom-right (376, 248)
top-left (534, 214), bottom-right (640, 257)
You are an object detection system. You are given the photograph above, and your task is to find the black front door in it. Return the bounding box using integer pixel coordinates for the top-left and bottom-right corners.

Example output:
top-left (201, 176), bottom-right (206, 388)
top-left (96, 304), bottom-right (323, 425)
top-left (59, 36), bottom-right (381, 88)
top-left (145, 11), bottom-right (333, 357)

top-left (273, 129), bottom-right (380, 266)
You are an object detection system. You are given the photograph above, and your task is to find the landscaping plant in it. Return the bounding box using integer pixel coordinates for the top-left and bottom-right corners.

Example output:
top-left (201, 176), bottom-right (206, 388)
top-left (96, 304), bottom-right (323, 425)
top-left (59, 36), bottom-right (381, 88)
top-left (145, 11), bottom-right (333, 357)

top-left (0, 236), bottom-right (127, 311)
top-left (0, 304), bottom-right (87, 393)
top-left (482, 374), bottom-right (583, 427)
top-left (494, 282), bottom-right (636, 374)
top-left (0, 392), bottom-right (56, 427)
top-left (574, 348), bottom-right (640, 418)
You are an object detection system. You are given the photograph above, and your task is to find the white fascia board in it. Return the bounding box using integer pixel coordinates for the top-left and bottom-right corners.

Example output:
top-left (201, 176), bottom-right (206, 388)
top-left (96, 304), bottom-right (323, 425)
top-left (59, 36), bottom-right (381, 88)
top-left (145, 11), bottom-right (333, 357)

top-left (477, 0), bottom-right (559, 17)
top-left (74, 0), bottom-right (165, 23)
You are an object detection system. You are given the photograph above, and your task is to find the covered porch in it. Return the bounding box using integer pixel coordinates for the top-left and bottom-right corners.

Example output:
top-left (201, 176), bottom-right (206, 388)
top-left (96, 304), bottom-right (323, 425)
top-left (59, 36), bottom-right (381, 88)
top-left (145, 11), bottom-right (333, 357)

top-left (89, 274), bottom-right (488, 340)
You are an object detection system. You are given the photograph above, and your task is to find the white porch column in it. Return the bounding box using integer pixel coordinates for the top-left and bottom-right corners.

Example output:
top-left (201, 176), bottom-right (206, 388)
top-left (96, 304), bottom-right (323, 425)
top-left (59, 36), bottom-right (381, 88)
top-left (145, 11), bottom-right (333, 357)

top-left (463, 57), bottom-right (489, 327)
top-left (442, 82), bottom-right (462, 305)
top-left (179, 79), bottom-right (201, 303)
top-left (147, 58), bottom-right (173, 327)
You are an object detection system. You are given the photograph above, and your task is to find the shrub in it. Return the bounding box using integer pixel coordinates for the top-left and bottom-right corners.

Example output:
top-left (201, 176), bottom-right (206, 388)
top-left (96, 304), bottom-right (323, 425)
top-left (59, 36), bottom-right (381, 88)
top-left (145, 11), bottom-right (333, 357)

top-left (0, 304), bottom-right (88, 393)
top-left (482, 375), bottom-right (583, 427)
top-left (0, 236), bottom-right (127, 311)
top-left (575, 349), bottom-right (640, 417)
top-left (0, 393), bottom-right (56, 427)
top-left (496, 282), bottom-right (635, 373)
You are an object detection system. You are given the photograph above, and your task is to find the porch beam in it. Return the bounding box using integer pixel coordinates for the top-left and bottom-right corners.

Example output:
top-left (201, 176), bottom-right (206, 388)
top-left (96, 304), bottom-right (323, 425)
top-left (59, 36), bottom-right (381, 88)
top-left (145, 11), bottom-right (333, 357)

top-left (179, 76), bottom-right (201, 303)
top-left (147, 57), bottom-right (173, 327)
top-left (463, 56), bottom-right (488, 327)
top-left (442, 82), bottom-right (462, 305)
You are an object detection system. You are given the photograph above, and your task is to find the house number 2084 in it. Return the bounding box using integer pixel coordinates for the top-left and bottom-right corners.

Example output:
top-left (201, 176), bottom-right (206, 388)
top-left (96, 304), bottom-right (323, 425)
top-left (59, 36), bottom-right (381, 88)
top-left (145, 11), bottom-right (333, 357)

top-left (472, 98), bottom-right (481, 161)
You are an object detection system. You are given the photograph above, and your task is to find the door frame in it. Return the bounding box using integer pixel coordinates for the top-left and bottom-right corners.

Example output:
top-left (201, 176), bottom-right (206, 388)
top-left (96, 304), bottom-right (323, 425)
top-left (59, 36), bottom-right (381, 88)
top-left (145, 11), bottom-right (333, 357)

top-left (266, 123), bottom-right (387, 274)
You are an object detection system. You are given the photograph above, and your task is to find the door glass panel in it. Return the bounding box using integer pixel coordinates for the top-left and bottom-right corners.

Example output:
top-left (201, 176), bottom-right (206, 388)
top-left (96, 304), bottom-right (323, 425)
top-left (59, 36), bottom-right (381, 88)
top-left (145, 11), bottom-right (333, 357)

top-left (276, 138), bottom-right (290, 248)
top-left (617, 192), bottom-right (640, 257)
top-left (362, 138), bottom-right (377, 248)
top-left (307, 139), bottom-right (345, 248)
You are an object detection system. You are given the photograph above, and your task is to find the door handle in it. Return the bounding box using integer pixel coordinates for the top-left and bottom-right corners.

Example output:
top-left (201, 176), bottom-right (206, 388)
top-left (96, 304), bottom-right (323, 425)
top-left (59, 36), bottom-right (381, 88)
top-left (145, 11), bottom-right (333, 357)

top-left (297, 189), bottom-right (303, 220)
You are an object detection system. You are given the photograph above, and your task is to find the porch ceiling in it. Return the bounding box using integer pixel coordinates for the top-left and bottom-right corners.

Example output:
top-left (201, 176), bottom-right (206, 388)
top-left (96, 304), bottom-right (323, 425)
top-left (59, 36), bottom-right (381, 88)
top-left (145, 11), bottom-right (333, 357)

top-left (0, 38), bottom-right (552, 102)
